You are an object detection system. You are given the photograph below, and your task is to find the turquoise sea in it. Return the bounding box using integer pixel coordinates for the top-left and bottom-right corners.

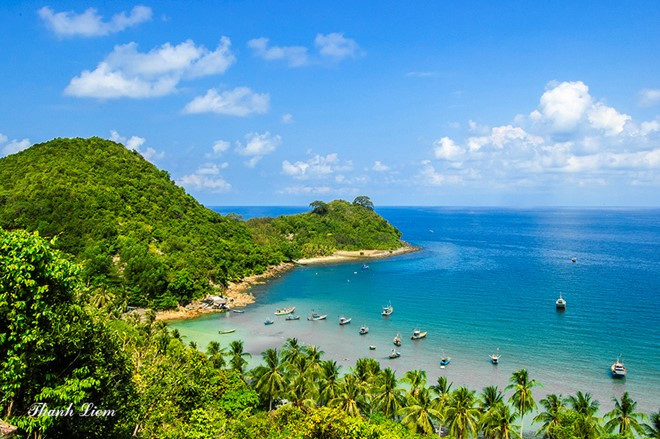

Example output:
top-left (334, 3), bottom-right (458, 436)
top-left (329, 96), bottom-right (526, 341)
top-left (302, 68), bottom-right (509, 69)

top-left (171, 207), bottom-right (660, 414)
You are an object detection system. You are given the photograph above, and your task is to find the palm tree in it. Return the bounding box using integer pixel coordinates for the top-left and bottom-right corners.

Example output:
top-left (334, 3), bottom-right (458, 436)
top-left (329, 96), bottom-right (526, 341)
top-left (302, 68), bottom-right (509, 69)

top-left (318, 360), bottom-right (342, 406)
top-left (480, 385), bottom-right (504, 413)
top-left (353, 358), bottom-right (381, 384)
top-left (604, 392), bottom-right (646, 437)
top-left (566, 391), bottom-right (602, 439)
top-left (282, 337), bottom-right (304, 365)
top-left (252, 348), bottom-right (285, 411)
top-left (533, 393), bottom-right (565, 438)
top-left (287, 370), bottom-right (318, 410)
top-left (403, 369), bottom-right (427, 399)
top-left (372, 367), bottom-right (404, 420)
top-left (400, 387), bottom-right (443, 435)
top-left (305, 345), bottom-right (324, 378)
top-left (506, 369), bottom-right (540, 439)
top-left (643, 410), bottom-right (660, 439)
top-left (226, 340), bottom-right (251, 375)
top-left (482, 402), bottom-right (520, 439)
top-left (206, 341), bottom-right (226, 369)
top-left (329, 374), bottom-right (365, 418)
top-left (444, 386), bottom-right (481, 439)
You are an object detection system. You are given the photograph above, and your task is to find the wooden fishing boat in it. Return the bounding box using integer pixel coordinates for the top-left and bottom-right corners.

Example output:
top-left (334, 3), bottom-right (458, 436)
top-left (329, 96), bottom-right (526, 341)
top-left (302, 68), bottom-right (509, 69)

top-left (490, 348), bottom-right (501, 364)
top-left (393, 333), bottom-right (402, 346)
top-left (264, 319), bottom-right (274, 325)
top-left (411, 329), bottom-right (427, 340)
top-left (274, 306), bottom-right (295, 316)
top-left (231, 309), bottom-right (245, 313)
top-left (389, 349), bottom-right (401, 359)
top-left (285, 315), bottom-right (300, 321)
top-left (369, 345), bottom-right (376, 350)
top-left (556, 293), bottom-right (566, 310)
top-left (440, 351), bottom-right (451, 366)
top-left (381, 301), bottom-right (394, 316)
top-left (359, 325), bottom-right (369, 334)
top-left (339, 316), bottom-right (352, 325)
top-left (219, 329), bottom-right (236, 334)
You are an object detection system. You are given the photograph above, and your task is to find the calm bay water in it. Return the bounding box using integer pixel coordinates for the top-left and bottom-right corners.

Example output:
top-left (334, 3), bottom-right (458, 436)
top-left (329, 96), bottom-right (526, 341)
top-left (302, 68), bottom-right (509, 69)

top-left (171, 207), bottom-right (660, 414)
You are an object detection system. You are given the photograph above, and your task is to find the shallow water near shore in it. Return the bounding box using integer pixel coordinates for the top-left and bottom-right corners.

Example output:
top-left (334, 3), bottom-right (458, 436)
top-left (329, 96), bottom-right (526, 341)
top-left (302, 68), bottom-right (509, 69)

top-left (170, 207), bottom-right (660, 414)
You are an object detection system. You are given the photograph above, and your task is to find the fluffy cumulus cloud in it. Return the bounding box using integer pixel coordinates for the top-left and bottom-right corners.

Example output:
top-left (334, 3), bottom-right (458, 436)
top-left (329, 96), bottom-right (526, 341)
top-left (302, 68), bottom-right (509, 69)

top-left (38, 5), bottom-right (152, 37)
top-left (236, 132), bottom-right (281, 167)
top-left (109, 130), bottom-right (163, 161)
top-left (183, 87), bottom-right (269, 116)
top-left (0, 134), bottom-right (31, 157)
top-left (66, 38), bottom-right (235, 99)
top-left (207, 140), bottom-right (230, 157)
top-left (177, 163), bottom-right (231, 193)
top-left (419, 80), bottom-right (660, 190)
top-left (639, 88), bottom-right (660, 107)
top-left (248, 33), bottom-right (361, 66)
top-left (372, 160), bottom-right (390, 172)
top-left (282, 153), bottom-right (352, 179)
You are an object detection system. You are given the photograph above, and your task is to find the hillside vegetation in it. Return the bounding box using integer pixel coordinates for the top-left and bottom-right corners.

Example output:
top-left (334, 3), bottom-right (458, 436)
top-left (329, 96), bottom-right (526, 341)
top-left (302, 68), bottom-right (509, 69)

top-left (0, 137), bottom-right (403, 309)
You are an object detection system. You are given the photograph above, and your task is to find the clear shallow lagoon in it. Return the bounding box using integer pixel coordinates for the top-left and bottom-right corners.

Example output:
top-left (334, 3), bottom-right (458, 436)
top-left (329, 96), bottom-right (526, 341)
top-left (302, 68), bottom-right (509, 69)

top-left (171, 207), bottom-right (660, 413)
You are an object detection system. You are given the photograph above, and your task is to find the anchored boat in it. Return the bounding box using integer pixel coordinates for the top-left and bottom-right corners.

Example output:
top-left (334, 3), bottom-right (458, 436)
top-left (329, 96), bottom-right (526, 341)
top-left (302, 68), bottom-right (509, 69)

top-left (264, 319), bottom-right (274, 325)
top-left (307, 312), bottom-right (328, 321)
top-left (393, 333), bottom-right (402, 346)
top-left (359, 325), bottom-right (369, 335)
top-left (389, 349), bottom-right (401, 359)
top-left (611, 356), bottom-right (627, 378)
top-left (219, 329), bottom-right (236, 334)
top-left (556, 293), bottom-right (566, 310)
top-left (285, 315), bottom-right (300, 321)
top-left (274, 306), bottom-right (295, 316)
top-left (440, 351), bottom-right (451, 366)
top-left (339, 316), bottom-right (352, 325)
top-left (381, 301), bottom-right (394, 316)
top-left (490, 348), bottom-right (501, 364)
top-left (411, 329), bottom-right (427, 340)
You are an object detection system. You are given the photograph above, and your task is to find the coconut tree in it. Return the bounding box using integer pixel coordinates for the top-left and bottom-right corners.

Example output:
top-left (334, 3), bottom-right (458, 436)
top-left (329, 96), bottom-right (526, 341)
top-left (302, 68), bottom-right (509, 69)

top-left (329, 374), bottom-right (365, 417)
top-left (252, 348), bottom-right (285, 411)
top-left (282, 337), bottom-right (304, 365)
top-left (533, 393), bottom-right (565, 438)
top-left (372, 367), bottom-right (404, 420)
top-left (604, 392), bottom-right (646, 438)
top-left (287, 370), bottom-right (318, 410)
top-left (400, 387), bottom-right (443, 435)
top-left (403, 369), bottom-right (427, 399)
top-left (353, 358), bottom-right (381, 385)
top-left (480, 385), bottom-right (504, 413)
top-left (226, 340), bottom-right (251, 376)
top-left (206, 341), bottom-right (226, 369)
top-left (506, 369), bottom-right (540, 439)
top-left (644, 410), bottom-right (660, 439)
top-left (444, 386), bottom-right (481, 439)
top-left (305, 345), bottom-right (325, 379)
top-left (566, 391), bottom-right (602, 439)
top-left (318, 360), bottom-right (342, 406)
top-left (482, 402), bottom-right (520, 439)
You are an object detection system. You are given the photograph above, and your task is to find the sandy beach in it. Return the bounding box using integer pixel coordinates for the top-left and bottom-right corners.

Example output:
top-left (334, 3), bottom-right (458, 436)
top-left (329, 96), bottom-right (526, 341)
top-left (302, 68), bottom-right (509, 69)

top-left (156, 245), bottom-right (418, 321)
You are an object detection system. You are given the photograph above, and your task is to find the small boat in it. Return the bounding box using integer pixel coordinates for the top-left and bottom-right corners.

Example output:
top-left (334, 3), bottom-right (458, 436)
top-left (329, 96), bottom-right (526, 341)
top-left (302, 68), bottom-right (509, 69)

top-left (274, 306), bottom-right (295, 316)
top-left (440, 351), bottom-right (451, 366)
top-left (361, 264), bottom-right (370, 270)
top-left (393, 333), bottom-right (402, 346)
top-left (359, 325), bottom-right (369, 335)
top-left (307, 312), bottom-right (328, 321)
top-left (231, 309), bottom-right (245, 313)
top-left (285, 315), bottom-right (300, 321)
top-left (571, 257), bottom-right (577, 263)
top-left (389, 349), bottom-right (401, 359)
top-left (381, 301), bottom-right (394, 316)
top-left (556, 293), bottom-right (566, 310)
top-left (411, 329), bottom-right (427, 340)
top-left (490, 348), bottom-right (501, 364)
top-left (611, 356), bottom-right (627, 378)
top-left (264, 319), bottom-right (274, 325)
top-left (339, 316), bottom-right (352, 325)
top-left (219, 329), bottom-right (236, 334)
top-left (369, 345), bottom-right (376, 350)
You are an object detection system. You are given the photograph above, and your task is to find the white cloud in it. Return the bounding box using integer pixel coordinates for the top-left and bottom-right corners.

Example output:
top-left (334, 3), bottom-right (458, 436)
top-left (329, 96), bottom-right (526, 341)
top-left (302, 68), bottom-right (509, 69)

top-left (109, 130), bottom-right (163, 162)
top-left (66, 38), bottom-right (235, 99)
top-left (38, 5), bottom-right (152, 37)
top-left (183, 87), bottom-right (269, 116)
top-left (405, 71), bottom-right (437, 78)
top-left (372, 161), bottom-right (390, 172)
top-left (639, 88), bottom-right (660, 107)
top-left (532, 81), bottom-right (593, 132)
top-left (280, 185), bottom-right (332, 195)
top-left (210, 140), bottom-right (230, 156)
top-left (419, 163), bottom-right (463, 186)
top-left (236, 132), bottom-right (281, 167)
top-left (281, 113), bottom-right (294, 124)
top-left (314, 33), bottom-right (360, 59)
top-left (247, 38), bottom-right (308, 67)
top-left (177, 170), bottom-right (231, 193)
top-left (433, 136), bottom-right (464, 160)
top-left (0, 134), bottom-right (31, 156)
top-left (587, 103), bottom-right (631, 136)
top-left (282, 153), bottom-right (351, 179)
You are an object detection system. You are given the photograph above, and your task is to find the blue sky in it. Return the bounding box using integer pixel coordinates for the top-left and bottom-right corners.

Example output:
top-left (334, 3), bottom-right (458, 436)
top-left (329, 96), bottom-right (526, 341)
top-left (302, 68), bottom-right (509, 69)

top-left (1, 1), bottom-right (659, 206)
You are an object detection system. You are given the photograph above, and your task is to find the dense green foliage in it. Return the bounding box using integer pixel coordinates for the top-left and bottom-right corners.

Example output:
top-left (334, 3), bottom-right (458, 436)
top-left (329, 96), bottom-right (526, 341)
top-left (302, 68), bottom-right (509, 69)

top-left (0, 137), bottom-right (403, 308)
top-left (1, 229), bottom-right (658, 438)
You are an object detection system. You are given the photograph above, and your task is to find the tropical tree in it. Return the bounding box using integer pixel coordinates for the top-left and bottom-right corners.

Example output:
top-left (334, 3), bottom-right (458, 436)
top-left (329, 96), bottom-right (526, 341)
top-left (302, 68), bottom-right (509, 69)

top-left (372, 368), bottom-right (404, 420)
top-left (282, 337), bottom-right (304, 366)
top-left (482, 402), bottom-right (520, 439)
top-left (507, 369), bottom-right (540, 439)
top-left (444, 386), bottom-right (481, 439)
top-left (352, 195), bottom-right (375, 210)
top-left (353, 358), bottom-right (381, 385)
top-left (226, 340), bottom-right (251, 376)
top-left (252, 349), bottom-right (285, 411)
top-left (644, 410), bottom-right (660, 439)
top-left (403, 369), bottom-right (427, 399)
top-left (566, 391), bottom-right (603, 439)
top-left (305, 345), bottom-right (324, 377)
top-left (329, 374), bottom-right (365, 418)
top-left (287, 371), bottom-right (318, 410)
top-left (480, 385), bottom-right (504, 413)
top-left (318, 360), bottom-right (342, 406)
top-left (309, 200), bottom-right (329, 215)
top-left (400, 387), bottom-right (443, 435)
top-left (533, 393), bottom-right (566, 438)
top-left (604, 392), bottom-right (646, 438)
top-left (206, 341), bottom-right (226, 369)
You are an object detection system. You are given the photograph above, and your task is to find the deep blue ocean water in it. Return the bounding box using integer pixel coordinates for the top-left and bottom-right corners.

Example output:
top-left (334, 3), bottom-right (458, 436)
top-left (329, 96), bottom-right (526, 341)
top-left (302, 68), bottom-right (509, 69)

top-left (172, 207), bottom-right (660, 414)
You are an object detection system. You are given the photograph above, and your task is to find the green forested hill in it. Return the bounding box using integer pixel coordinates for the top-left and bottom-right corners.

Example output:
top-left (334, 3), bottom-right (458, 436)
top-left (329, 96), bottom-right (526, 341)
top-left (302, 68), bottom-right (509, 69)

top-left (0, 137), bottom-right (403, 308)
